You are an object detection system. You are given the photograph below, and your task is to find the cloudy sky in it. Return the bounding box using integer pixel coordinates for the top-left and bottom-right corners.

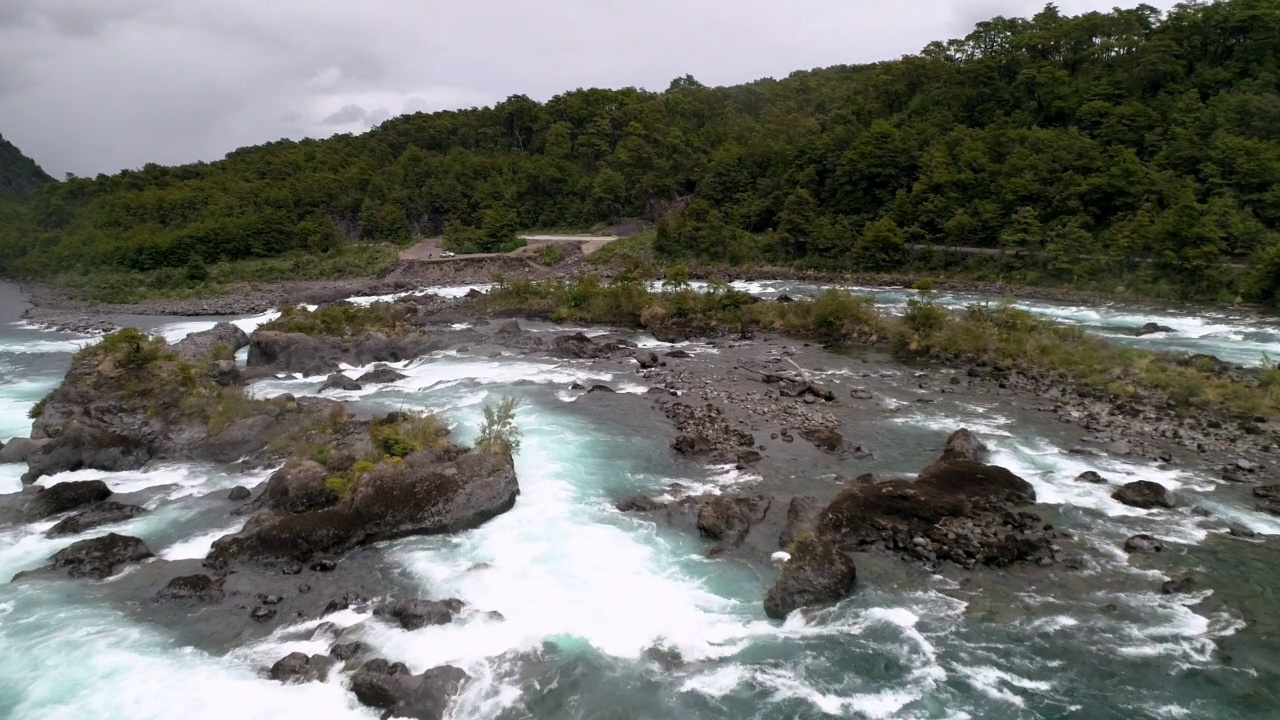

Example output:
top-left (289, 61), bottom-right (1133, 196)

top-left (0, 0), bottom-right (1178, 177)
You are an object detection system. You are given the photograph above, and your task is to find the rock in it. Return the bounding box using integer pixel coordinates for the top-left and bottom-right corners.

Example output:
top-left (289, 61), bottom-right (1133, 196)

top-left (1135, 322), bottom-right (1176, 337)
top-left (251, 606), bottom-right (277, 622)
top-left (1123, 534), bottom-right (1164, 554)
top-left (269, 652), bottom-right (335, 684)
top-left (155, 574), bottom-right (225, 602)
top-left (356, 365), bottom-right (408, 385)
top-left (332, 641), bottom-right (368, 662)
top-left (1075, 471), bottom-right (1108, 484)
top-left (799, 426), bottom-right (844, 453)
top-left (319, 372), bottom-right (362, 393)
top-left (549, 333), bottom-right (627, 360)
top-left (1228, 523), bottom-right (1257, 538)
top-left (1111, 481), bottom-right (1178, 509)
top-left (635, 350), bottom-right (661, 369)
top-left (696, 495), bottom-right (771, 556)
top-left (322, 590), bottom-right (369, 616)
top-left (940, 428), bottom-right (988, 463)
top-left (586, 384), bottom-right (615, 394)
top-left (778, 495), bottom-right (821, 549)
top-left (27, 480), bottom-right (113, 518)
top-left (254, 459), bottom-right (340, 515)
top-left (0, 437), bottom-right (49, 464)
top-left (247, 331), bottom-right (341, 376)
top-left (47, 501), bottom-right (146, 535)
top-left (493, 319), bottom-right (523, 341)
top-left (351, 660), bottom-right (469, 720)
top-left (173, 322), bottom-right (250, 362)
top-left (849, 388), bottom-right (873, 400)
top-left (1161, 577), bottom-right (1196, 594)
top-left (776, 294), bottom-right (794, 303)
top-left (665, 350), bottom-right (693, 359)
top-left (228, 486), bottom-right (251, 501)
top-left (374, 598), bottom-right (465, 631)
top-left (45, 533), bottom-right (153, 580)
top-left (206, 448), bottom-right (518, 569)
top-left (1234, 458), bottom-right (1258, 473)
top-left (616, 495), bottom-right (666, 513)
top-left (763, 536), bottom-right (856, 619)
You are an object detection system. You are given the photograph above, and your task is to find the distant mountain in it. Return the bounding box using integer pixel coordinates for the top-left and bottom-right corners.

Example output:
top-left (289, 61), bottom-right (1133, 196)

top-left (0, 133), bottom-right (54, 200)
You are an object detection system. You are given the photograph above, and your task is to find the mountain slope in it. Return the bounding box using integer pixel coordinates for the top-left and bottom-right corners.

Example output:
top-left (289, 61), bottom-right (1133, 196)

top-left (0, 133), bottom-right (54, 200)
top-left (3, 0), bottom-right (1280, 304)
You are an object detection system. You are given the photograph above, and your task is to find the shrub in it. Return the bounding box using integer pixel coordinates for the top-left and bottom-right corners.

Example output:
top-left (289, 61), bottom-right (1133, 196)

top-left (370, 410), bottom-right (450, 459)
top-left (476, 396), bottom-right (522, 455)
top-left (536, 243), bottom-right (566, 265)
top-left (903, 290), bottom-right (948, 335)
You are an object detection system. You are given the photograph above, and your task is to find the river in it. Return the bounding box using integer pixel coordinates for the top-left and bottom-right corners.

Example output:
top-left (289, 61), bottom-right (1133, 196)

top-left (1, 280), bottom-right (1277, 719)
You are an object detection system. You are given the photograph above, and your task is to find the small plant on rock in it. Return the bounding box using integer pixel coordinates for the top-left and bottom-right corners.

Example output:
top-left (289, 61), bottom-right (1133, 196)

top-left (476, 396), bottom-right (522, 456)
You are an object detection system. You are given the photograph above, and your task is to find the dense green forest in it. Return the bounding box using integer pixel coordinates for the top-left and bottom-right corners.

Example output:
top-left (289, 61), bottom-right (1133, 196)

top-left (1, 0), bottom-right (1279, 304)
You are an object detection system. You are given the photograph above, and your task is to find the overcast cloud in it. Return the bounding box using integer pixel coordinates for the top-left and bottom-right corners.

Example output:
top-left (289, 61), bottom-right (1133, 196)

top-left (0, 0), bottom-right (1178, 177)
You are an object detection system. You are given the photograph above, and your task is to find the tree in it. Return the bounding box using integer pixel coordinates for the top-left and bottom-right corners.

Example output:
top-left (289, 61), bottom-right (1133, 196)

top-left (856, 218), bottom-right (908, 270)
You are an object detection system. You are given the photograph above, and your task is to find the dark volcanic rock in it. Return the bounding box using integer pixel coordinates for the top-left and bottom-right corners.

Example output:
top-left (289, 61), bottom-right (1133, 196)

top-left (155, 574), bottom-right (225, 602)
top-left (374, 598), bottom-right (465, 630)
top-left (940, 428), bottom-right (989, 463)
top-left (0, 437), bottom-right (48, 464)
top-left (46, 533), bottom-right (153, 580)
top-left (27, 480), bottom-right (112, 518)
top-left (269, 652), bottom-right (335, 684)
top-left (332, 641), bottom-right (368, 662)
top-left (356, 365), bottom-right (408, 384)
top-left (696, 495), bottom-right (772, 556)
top-left (1135, 322), bottom-right (1175, 337)
top-left (322, 590), bottom-right (369, 616)
top-left (319, 372), bottom-right (362, 393)
top-left (351, 660), bottom-right (469, 720)
top-left (665, 350), bottom-right (693, 359)
top-left (1123, 534), bottom-right (1164, 554)
top-left (1112, 481), bottom-right (1178, 509)
top-left (666, 403), bottom-right (754, 458)
top-left (173, 322), bottom-right (250, 362)
top-left (1162, 577), bottom-right (1197, 594)
top-left (47, 501), bottom-right (145, 535)
top-left (1075, 471), bottom-right (1108, 484)
top-left (763, 536), bottom-right (856, 619)
top-left (549, 333), bottom-right (626, 360)
top-left (616, 495), bottom-right (666, 513)
top-left (206, 448), bottom-right (518, 569)
top-left (228, 486), bottom-right (251, 501)
top-left (635, 350), bottom-right (661, 369)
top-left (799, 426), bottom-right (844, 453)
top-left (254, 459), bottom-right (340, 515)
top-left (817, 457), bottom-right (1048, 569)
top-left (778, 495), bottom-right (821, 549)
top-left (246, 331), bottom-right (341, 376)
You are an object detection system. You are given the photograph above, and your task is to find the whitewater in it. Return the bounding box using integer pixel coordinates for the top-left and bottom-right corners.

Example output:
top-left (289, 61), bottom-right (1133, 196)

top-left (1, 279), bottom-right (1277, 719)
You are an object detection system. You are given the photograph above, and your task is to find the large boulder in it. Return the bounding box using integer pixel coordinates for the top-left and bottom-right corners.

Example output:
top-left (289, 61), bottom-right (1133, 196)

top-left (351, 660), bottom-right (469, 720)
top-left (27, 480), bottom-right (112, 518)
top-left (44, 533), bottom-right (153, 580)
top-left (0, 437), bottom-right (49, 464)
top-left (269, 652), bottom-right (335, 684)
top-left (1135, 322), bottom-right (1175, 337)
top-left (357, 365), bottom-right (408, 385)
top-left (778, 495), bottom-right (821, 549)
top-left (1112, 480), bottom-right (1178, 509)
top-left (246, 331), bottom-right (341, 376)
top-left (206, 448), bottom-right (518, 569)
top-left (940, 428), bottom-right (989, 463)
top-left (374, 598), bottom-right (465, 631)
top-left (763, 536), bottom-right (857, 619)
top-left (696, 495), bottom-right (771, 556)
top-left (24, 423), bottom-right (157, 483)
top-left (173, 322), bottom-right (249, 362)
top-left (816, 458), bottom-right (1049, 569)
top-left (319, 372), bottom-right (362, 393)
top-left (47, 501), bottom-right (145, 535)
top-left (254, 459), bottom-right (340, 515)
top-left (799, 427), bottom-right (844, 453)
top-left (155, 574), bottom-right (225, 602)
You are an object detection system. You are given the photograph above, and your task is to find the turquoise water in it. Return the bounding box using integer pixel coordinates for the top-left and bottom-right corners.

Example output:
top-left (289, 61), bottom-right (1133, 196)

top-left (1, 281), bottom-right (1278, 719)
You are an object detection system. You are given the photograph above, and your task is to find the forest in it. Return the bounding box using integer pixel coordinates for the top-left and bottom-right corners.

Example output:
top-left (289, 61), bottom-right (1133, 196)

top-left (0, 0), bottom-right (1278, 304)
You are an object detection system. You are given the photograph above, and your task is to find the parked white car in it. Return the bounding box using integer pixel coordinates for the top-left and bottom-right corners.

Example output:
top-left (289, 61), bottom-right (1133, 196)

top-left (440, 251), bottom-right (455, 258)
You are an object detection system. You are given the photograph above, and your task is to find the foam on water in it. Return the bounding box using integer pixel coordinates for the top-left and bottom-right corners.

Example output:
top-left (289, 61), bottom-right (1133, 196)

top-left (155, 310), bottom-right (281, 344)
top-left (38, 464), bottom-right (272, 503)
top-left (345, 284), bottom-right (494, 306)
top-left (159, 520), bottom-right (249, 560)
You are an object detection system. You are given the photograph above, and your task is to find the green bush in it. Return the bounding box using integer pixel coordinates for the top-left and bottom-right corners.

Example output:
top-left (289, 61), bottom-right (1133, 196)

top-left (370, 410), bottom-right (450, 458)
top-left (536, 243), bottom-right (566, 265)
top-left (476, 396), bottom-right (522, 455)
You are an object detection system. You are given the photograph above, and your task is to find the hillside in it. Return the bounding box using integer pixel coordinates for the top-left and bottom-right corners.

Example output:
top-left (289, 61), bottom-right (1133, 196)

top-left (0, 133), bottom-right (54, 200)
top-left (1, 0), bottom-right (1279, 305)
